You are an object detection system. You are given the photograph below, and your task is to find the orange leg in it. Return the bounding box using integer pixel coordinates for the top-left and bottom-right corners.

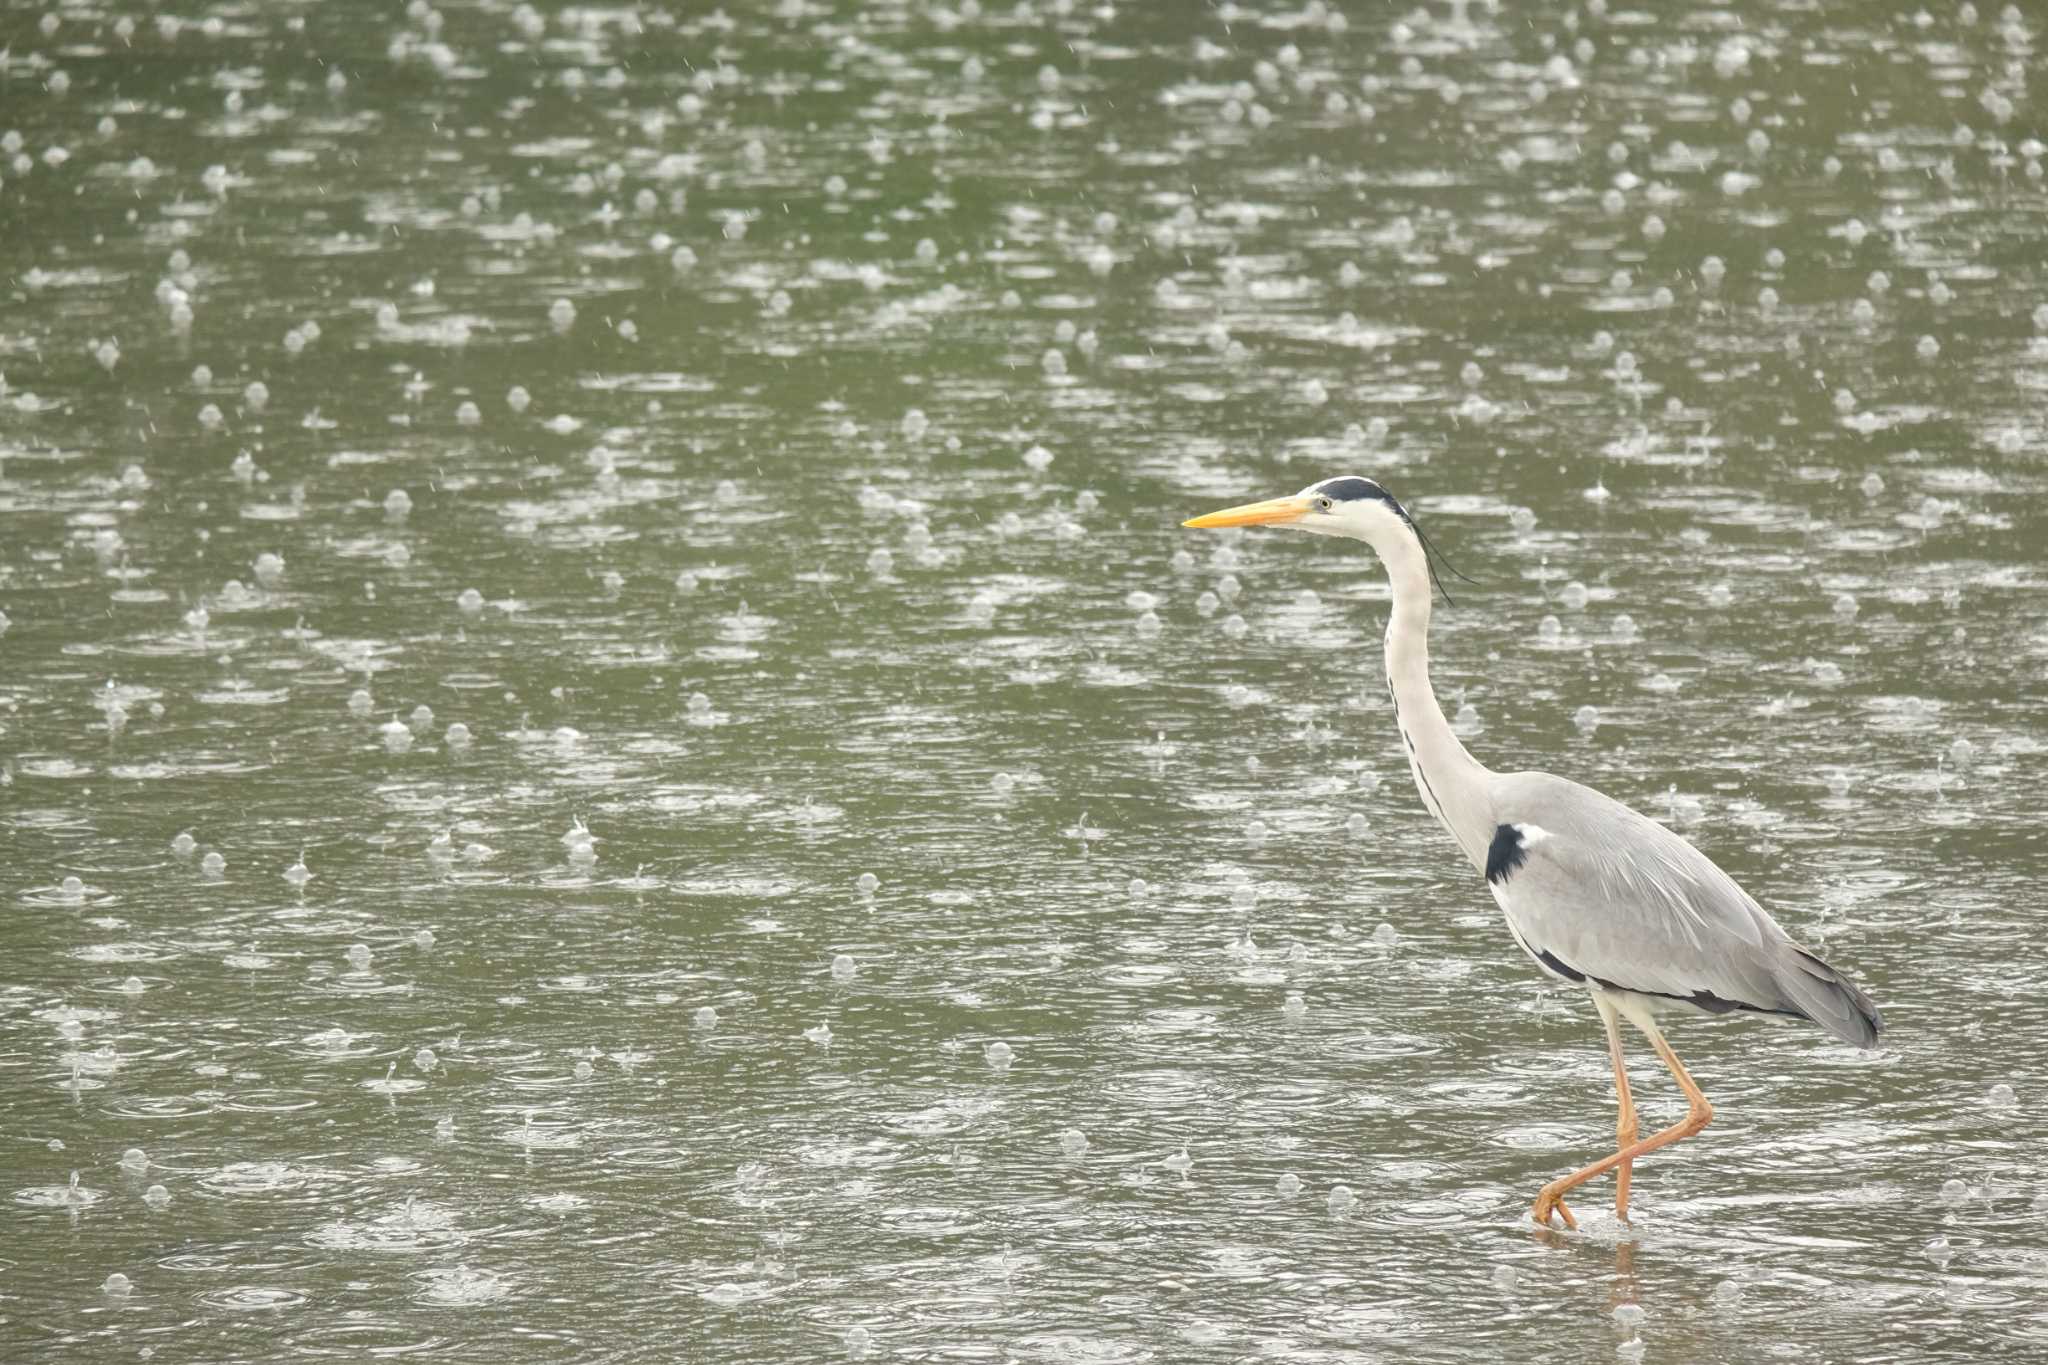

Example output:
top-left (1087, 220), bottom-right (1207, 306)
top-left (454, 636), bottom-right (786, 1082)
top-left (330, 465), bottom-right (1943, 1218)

top-left (1533, 1009), bottom-right (1713, 1231)
top-left (1607, 1002), bottom-right (1639, 1220)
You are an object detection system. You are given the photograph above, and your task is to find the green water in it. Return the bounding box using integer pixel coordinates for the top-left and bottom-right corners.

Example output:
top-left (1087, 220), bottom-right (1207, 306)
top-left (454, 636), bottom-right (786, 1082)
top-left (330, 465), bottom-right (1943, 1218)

top-left (3, 1), bottom-right (2045, 1360)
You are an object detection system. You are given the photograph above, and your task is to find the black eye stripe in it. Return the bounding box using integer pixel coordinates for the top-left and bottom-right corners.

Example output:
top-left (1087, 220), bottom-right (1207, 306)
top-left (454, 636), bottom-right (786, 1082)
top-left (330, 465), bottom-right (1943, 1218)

top-left (1315, 476), bottom-right (1387, 503)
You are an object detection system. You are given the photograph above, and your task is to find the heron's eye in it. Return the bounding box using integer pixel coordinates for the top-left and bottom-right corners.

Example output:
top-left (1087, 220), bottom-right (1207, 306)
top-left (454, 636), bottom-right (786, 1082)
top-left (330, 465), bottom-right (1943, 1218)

top-left (1315, 495), bottom-right (1335, 513)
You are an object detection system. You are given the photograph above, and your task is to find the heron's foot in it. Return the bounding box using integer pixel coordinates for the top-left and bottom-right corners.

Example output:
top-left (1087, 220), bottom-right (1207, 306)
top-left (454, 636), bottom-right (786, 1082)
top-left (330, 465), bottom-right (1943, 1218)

top-left (1532, 1185), bottom-right (1578, 1231)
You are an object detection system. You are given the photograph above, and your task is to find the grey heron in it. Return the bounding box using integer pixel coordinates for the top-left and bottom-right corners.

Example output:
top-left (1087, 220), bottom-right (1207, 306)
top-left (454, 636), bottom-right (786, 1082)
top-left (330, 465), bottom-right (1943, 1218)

top-left (1184, 476), bottom-right (1883, 1229)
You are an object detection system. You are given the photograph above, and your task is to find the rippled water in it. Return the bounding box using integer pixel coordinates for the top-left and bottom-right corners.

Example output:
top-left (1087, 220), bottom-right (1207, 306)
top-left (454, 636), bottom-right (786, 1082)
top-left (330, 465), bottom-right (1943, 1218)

top-left (3, 1), bottom-right (2046, 1360)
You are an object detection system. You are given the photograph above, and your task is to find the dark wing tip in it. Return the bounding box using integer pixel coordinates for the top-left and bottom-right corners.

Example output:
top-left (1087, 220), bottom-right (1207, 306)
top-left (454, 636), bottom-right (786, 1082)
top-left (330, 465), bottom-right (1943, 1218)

top-left (1790, 948), bottom-right (1884, 1047)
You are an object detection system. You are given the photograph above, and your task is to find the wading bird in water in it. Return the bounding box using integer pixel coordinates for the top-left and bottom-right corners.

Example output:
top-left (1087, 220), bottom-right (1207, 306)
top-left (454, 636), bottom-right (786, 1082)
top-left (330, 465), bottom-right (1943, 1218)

top-left (1185, 477), bottom-right (1882, 1229)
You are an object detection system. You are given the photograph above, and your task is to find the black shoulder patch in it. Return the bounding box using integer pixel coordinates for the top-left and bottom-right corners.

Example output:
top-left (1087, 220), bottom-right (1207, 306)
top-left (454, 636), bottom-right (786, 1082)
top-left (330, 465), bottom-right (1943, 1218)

top-left (1484, 824), bottom-right (1527, 885)
top-left (1538, 950), bottom-right (1586, 983)
top-left (1315, 476), bottom-right (1387, 503)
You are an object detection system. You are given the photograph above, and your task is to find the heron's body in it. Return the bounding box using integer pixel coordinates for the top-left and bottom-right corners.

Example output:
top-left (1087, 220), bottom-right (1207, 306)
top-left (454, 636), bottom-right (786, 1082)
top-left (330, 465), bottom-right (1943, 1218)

top-left (1186, 475), bottom-right (1882, 1228)
top-left (1484, 772), bottom-right (1878, 1045)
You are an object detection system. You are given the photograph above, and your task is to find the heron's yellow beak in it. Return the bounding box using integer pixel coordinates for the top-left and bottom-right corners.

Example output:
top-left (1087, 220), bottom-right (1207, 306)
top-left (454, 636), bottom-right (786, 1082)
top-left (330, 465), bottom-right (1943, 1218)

top-left (1182, 494), bottom-right (1312, 529)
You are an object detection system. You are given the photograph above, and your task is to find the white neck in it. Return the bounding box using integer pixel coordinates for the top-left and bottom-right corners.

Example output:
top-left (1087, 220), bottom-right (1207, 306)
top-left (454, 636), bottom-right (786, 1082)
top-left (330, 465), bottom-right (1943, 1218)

top-left (1371, 525), bottom-right (1494, 872)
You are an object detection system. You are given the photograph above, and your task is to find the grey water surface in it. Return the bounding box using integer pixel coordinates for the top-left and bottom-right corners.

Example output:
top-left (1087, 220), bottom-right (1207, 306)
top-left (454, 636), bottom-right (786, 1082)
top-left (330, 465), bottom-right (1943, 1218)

top-left (3, 1), bottom-right (2046, 1361)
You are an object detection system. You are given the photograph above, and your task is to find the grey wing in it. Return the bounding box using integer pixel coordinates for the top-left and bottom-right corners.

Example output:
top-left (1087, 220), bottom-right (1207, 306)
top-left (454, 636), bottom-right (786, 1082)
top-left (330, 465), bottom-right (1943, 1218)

top-left (1486, 772), bottom-right (1882, 1048)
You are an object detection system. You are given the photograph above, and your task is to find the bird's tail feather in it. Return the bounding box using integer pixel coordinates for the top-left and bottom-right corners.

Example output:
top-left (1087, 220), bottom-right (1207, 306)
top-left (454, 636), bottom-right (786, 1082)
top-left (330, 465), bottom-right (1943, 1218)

top-left (1779, 947), bottom-right (1883, 1048)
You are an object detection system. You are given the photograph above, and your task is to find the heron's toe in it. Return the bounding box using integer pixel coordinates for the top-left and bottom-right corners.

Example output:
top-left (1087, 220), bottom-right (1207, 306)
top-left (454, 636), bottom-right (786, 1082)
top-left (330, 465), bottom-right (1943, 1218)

top-left (1531, 1189), bottom-right (1578, 1231)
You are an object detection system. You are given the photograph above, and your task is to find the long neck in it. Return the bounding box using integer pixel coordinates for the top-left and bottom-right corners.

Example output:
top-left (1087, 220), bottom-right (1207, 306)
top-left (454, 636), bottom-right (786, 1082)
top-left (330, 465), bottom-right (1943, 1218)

top-left (1375, 527), bottom-right (1494, 873)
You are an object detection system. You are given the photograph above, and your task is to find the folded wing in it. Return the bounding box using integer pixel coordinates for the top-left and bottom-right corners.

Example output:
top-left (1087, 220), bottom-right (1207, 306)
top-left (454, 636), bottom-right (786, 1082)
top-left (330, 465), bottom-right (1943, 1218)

top-left (1486, 771), bottom-right (1881, 1048)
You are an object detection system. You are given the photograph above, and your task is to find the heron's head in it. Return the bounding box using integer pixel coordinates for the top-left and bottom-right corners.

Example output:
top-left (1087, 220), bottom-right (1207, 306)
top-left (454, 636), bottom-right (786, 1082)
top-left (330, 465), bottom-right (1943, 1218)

top-left (1182, 475), bottom-right (1413, 545)
top-left (1184, 475), bottom-right (1464, 603)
